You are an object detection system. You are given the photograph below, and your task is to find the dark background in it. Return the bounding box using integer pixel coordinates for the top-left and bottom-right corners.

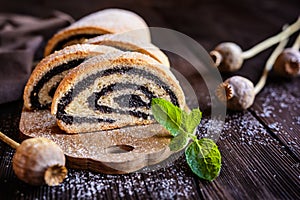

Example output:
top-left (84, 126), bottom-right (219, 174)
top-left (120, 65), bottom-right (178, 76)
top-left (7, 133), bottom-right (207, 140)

top-left (1, 0), bottom-right (299, 83)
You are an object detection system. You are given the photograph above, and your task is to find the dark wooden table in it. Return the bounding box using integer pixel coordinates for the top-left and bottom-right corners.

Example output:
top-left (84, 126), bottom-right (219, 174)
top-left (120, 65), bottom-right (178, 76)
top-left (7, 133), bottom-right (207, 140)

top-left (0, 0), bottom-right (299, 199)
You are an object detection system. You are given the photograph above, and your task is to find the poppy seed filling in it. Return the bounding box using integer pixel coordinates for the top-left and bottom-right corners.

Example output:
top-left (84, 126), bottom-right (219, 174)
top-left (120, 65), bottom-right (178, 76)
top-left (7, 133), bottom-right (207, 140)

top-left (56, 66), bottom-right (179, 125)
top-left (30, 59), bottom-right (85, 109)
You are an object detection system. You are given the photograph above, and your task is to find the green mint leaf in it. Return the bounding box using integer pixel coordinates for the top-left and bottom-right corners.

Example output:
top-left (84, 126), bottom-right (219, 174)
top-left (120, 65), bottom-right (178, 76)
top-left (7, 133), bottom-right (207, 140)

top-left (151, 98), bottom-right (221, 181)
top-left (151, 98), bottom-right (182, 136)
top-left (185, 139), bottom-right (221, 181)
top-left (182, 108), bottom-right (202, 134)
top-left (169, 132), bottom-right (189, 152)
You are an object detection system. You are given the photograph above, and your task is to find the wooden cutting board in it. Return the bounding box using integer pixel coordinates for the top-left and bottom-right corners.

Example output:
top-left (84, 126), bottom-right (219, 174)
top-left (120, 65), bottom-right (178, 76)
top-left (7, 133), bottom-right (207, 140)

top-left (19, 108), bottom-right (175, 174)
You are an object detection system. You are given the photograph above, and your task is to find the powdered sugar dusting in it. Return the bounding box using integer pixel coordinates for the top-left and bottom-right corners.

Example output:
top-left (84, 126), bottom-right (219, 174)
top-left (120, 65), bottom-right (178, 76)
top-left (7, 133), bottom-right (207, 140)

top-left (197, 112), bottom-right (276, 146)
top-left (253, 84), bottom-right (300, 155)
top-left (44, 159), bottom-right (197, 199)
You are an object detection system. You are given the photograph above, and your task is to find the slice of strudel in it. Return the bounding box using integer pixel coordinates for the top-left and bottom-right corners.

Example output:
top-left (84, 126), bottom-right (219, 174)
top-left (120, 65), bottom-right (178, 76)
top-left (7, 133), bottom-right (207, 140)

top-left (51, 52), bottom-right (185, 133)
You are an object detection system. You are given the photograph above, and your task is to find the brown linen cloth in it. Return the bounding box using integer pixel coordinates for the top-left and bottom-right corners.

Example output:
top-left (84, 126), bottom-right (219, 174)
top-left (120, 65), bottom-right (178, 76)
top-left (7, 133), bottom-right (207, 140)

top-left (0, 10), bottom-right (74, 104)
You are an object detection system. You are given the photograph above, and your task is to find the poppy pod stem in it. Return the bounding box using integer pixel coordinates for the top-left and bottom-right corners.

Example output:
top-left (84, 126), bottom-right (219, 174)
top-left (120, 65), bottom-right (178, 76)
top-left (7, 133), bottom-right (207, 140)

top-left (292, 33), bottom-right (300, 50)
top-left (0, 131), bottom-right (19, 149)
top-left (242, 17), bottom-right (300, 59)
top-left (254, 31), bottom-right (289, 95)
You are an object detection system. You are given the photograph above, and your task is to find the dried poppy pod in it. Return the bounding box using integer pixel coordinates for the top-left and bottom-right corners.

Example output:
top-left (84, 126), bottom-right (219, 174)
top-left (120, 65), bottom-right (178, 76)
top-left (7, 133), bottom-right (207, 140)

top-left (273, 48), bottom-right (300, 77)
top-left (210, 42), bottom-right (243, 72)
top-left (0, 132), bottom-right (67, 186)
top-left (216, 76), bottom-right (255, 111)
top-left (210, 17), bottom-right (300, 72)
top-left (273, 34), bottom-right (300, 78)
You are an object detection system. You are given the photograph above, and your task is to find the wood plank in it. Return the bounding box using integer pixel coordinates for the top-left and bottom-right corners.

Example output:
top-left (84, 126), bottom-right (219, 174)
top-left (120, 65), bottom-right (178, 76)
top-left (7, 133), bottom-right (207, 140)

top-left (250, 77), bottom-right (300, 159)
top-left (197, 112), bottom-right (300, 200)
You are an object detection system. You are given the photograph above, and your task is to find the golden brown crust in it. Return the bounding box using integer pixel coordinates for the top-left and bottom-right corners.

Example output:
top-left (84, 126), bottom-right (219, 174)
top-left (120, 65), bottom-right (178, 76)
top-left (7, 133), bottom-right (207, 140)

top-left (44, 27), bottom-right (111, 57)
top-left (44, 9), bottom-right (151, 56)
top-left (86, 34), bottom-right (170, 67)
top-left (23, 44), bottom-right (120, 110)
top-left (51, 51), bottom-right (185, 134)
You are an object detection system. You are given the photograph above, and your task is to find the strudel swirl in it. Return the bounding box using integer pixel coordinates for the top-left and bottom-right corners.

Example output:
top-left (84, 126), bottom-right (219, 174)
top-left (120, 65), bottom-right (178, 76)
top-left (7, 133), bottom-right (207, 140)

top-left (24, 44), bottom-right (120, 110)
top-left (51, 52), bottom-right (185, 133)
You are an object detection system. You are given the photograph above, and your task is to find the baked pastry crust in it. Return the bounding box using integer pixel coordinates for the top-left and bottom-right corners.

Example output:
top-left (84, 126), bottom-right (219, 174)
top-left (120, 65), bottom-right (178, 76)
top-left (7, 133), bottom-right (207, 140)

top-left (44, 9), bottom-right (151, 56)
top-left (24, 44), bottom-right (120, 110)
top-left (86, 34), bottom-right (170, 67)
top-left (51, 51), bottom-right (186, 134)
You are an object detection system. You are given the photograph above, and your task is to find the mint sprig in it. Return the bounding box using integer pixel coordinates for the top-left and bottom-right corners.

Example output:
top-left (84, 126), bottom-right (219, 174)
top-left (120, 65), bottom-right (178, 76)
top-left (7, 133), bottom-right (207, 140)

top-left (151, 98), bottom-right (182, 136)
top-left (151, 98), bottom-right (221, 181)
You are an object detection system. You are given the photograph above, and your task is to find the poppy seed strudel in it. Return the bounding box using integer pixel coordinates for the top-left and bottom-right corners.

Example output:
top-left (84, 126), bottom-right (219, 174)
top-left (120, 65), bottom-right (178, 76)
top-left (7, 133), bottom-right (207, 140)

top-left (44, 8), bottom-right (150, 56)
top-left (24, 44), bottom-right (120, 110)
top-left (51, 52), bottom-right (185, 134)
